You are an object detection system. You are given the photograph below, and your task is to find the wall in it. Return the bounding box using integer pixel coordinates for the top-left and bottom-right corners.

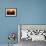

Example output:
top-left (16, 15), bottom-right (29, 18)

top-left (0, 0), bottom-right (46, 44)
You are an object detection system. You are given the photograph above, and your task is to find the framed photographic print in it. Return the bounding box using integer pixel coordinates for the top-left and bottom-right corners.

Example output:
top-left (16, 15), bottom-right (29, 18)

top-left (5, 8), bottom-right (17, 16)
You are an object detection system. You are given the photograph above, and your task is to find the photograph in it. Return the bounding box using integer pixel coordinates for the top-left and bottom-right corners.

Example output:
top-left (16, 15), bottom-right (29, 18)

top-left (5, 8), bottom-right (17, 16)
